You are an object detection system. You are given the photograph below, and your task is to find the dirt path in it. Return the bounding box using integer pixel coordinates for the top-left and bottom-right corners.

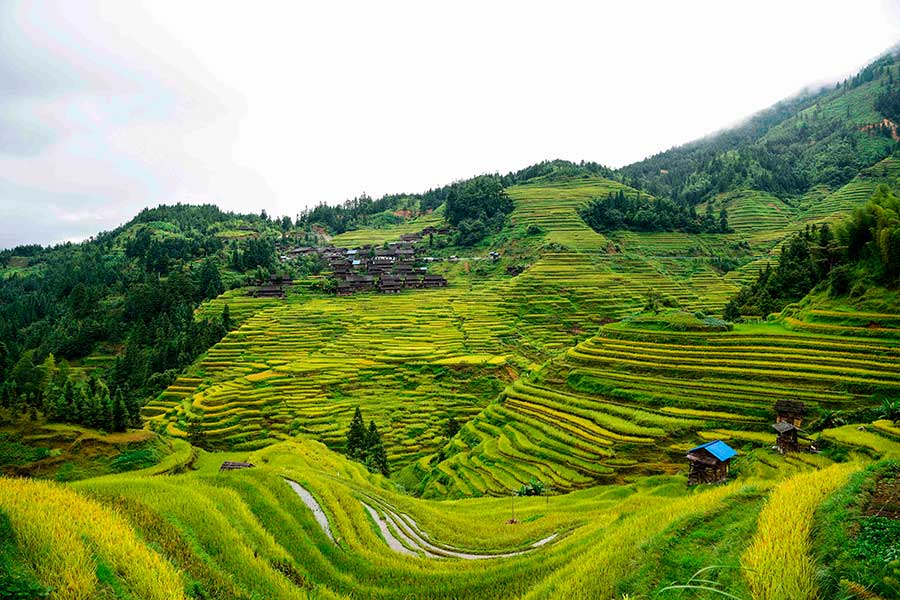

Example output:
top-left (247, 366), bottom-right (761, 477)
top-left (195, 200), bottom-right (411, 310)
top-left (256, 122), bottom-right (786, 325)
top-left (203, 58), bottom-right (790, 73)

top-left (365, 497), bottom-right (559, 560)
top-left (285, 479), bottom-right (335, 543)
top-left (284, 478), bottom-right (559, 558)
top-left (362, 502), bottom-right (431, 557)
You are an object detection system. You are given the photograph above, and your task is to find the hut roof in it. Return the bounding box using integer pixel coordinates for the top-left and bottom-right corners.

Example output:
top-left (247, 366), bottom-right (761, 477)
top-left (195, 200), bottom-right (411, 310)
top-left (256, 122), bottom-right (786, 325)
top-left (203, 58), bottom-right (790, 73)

top-left (772, 421), bottom-right (803, 433)
top-left (775, 399), bottom-right (808, 415)
top-left (687, 440), bottom-right (736, 462)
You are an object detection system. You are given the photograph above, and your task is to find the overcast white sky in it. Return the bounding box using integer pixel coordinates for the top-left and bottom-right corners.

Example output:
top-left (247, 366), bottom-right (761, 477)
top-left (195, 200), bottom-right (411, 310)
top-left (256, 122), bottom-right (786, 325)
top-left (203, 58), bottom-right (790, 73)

top-left (2, 0), bottom-right (900, 248)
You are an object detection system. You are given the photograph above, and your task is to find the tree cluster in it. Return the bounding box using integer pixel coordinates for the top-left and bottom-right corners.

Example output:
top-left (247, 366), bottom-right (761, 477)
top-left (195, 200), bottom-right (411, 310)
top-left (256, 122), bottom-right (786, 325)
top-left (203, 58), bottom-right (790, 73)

top-left (875, 87), bottom-right (900, 123)
top-left (579, 190), bottom-right (730, 234)
top-left (1, 353), bottom-right (139, 432)
top-left (228, 237), bottom-right (276, 272)
top-left (723, 181), bottom-right (900, 321)
top-left (345, 407), bottom-right (390, 476)
top-left (723, 223), bottom-right (839, 319)
top-left (839, 183), bottom-right (900, 283)
top-left (443, 175), bottom-right (514, 246)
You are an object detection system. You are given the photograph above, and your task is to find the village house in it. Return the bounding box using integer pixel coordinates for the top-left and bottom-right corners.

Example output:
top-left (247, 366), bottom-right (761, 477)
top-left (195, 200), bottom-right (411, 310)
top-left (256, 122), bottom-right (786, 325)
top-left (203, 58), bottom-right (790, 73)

top-left (686, 440), bottom-right (736, 485)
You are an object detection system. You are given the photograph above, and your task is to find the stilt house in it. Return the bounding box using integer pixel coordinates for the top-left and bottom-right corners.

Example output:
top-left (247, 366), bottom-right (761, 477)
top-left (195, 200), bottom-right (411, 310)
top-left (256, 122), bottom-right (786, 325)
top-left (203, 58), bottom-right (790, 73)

top-left (686, 440), bottom-right (736, 485)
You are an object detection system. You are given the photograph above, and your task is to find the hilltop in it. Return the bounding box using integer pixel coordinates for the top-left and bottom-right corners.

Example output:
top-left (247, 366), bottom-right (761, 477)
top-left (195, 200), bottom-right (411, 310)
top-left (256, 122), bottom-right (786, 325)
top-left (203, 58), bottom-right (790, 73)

top-left (1, 48), bottom-right (900, 599)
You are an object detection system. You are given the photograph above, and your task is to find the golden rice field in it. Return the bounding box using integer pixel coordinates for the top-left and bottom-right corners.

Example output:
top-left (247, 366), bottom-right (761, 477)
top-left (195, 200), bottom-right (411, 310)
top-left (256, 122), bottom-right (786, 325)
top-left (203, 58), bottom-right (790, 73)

top-left (414, 315), bottom-right (900, 497)
top-left (3, 427), bottom-right (898, 599)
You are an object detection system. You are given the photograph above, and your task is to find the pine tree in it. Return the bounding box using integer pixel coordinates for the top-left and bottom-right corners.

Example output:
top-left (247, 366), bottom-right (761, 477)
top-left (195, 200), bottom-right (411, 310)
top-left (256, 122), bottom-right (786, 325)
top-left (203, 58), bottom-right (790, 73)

top-left (186, 415), bottom-right (203, 446)
top-left (111, 388), bottom-right (128, 432)
top-left (45, 383), bottom-right (66, 422)
top-left (124, 389), bottom-right (142, 428)
top-left (346, 407), bottom-right (367, 460)
top-left (222, 304), bottom-right (233, 331)
top-left (80, 388), bottom-right (102, 428)
top-left (365, 420), bottom-right (390, 477)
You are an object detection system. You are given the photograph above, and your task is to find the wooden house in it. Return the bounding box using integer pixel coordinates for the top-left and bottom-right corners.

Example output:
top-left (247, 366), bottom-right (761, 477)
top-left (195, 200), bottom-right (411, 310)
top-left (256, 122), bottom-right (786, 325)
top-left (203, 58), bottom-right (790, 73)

top-left (423, 274), bottom-right (448, 288)
top-left (379, 275), bottom-right (403, 294)
top-left (775, 399), bottom-right (808, 427)
top-left (220, 461), bottom-right (254, 471)
top-left (254, 284), bottom-right (284, 298)
top-left (772, 421), bottom-right (810, 454)
top-left (686, 440), bottom-right (736, 485)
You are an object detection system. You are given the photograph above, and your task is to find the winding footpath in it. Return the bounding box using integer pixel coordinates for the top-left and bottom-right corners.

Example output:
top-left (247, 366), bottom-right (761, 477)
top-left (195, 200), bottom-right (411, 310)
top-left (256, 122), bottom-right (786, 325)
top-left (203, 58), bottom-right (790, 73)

top-left (285, 479), bottom-right (335, 542)
top-left (285, 478), bottom-right (559, 559)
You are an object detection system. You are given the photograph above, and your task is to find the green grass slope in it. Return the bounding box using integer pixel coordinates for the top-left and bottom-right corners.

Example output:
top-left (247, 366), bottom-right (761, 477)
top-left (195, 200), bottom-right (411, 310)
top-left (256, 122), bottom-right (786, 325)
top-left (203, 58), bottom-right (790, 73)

top-left (4, 434), bottom-right (897, 599)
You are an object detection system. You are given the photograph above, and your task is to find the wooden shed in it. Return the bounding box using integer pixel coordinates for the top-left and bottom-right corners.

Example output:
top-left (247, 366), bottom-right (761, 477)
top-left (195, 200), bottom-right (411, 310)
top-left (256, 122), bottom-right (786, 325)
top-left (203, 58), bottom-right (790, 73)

top-left (772, 421), bottom-right (814, 454)
top-left (686, 440), bottom-right (736, 486)
top-left (220, 461), bottom-right (254, 472)
top-left (775, 400), bottom-right (808, 428)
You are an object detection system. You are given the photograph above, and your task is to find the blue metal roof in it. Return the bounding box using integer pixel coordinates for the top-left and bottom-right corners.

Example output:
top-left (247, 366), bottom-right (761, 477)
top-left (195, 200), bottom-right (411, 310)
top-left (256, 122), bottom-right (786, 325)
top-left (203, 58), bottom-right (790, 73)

top-left (688, 440), bottom-right (737, 462)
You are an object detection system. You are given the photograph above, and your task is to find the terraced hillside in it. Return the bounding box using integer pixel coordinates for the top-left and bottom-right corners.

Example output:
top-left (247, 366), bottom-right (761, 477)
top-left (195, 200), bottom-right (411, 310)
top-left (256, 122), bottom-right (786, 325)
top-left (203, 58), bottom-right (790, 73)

top-left (145, 290), bottom-right (520, 465)
top-left (416, 313), bottom-right (900, 497)
top-left (145, 165), bottom-right (900, 478)
top-left (505, 176), bottom-right (638, 251)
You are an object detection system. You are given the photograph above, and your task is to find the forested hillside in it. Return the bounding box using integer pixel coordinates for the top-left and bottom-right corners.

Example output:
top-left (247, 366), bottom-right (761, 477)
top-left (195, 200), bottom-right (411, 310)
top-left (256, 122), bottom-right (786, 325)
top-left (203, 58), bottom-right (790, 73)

top-left (0, 206), bottom-right (279, 431)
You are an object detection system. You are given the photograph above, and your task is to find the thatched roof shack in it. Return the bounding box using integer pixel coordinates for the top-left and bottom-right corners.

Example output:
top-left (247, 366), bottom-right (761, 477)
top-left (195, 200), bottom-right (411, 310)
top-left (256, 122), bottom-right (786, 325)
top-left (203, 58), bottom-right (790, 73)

top-left (686, 440), bottom-right (736, 486)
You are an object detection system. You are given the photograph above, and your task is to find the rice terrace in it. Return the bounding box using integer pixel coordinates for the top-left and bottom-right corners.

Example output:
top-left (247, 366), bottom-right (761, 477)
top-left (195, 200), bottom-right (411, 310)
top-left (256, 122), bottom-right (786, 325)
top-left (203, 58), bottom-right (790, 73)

top-left (3, 6), bottom-right (900, 600)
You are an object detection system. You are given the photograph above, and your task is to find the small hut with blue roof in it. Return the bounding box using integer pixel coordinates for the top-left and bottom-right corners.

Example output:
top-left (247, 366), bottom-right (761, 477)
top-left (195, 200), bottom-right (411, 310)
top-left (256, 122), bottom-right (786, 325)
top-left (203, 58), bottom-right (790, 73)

top-left (686, 440), bottom-right (736, 486)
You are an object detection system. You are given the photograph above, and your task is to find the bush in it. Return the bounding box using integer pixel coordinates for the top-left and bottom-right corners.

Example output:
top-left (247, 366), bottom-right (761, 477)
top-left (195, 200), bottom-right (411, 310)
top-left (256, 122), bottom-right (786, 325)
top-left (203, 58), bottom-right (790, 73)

top-left (455, 219), bottom-right (488, 247)
top-left (829, 265), bottom-right (851, 296)
top-left (525, 224), bottom-right (544, 236)
top-left (849, 281), bottom-right (867, 298)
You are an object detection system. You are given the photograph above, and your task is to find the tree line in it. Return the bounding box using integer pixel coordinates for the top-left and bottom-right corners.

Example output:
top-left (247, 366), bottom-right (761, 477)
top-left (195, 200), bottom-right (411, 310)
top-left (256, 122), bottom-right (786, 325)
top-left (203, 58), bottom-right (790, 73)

top-left (579, 190), bottom-right (730, 234)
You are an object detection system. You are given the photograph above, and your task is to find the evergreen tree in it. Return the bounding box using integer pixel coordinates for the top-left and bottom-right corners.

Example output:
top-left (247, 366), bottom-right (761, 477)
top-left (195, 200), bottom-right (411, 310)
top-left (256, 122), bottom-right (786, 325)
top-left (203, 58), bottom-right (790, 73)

top-left (346, 407), bottom-right (367, 460)
top-left (186, 415), bottom-right (203, 447)
top-left (111, 388), bottom-right (128, 432)
top-left (445, 416), bottom-right (461, 438)
top-left (48, 384), bottom-right (68, 422)
top-left (123, 387), bottom-right (141, 427)
top-left (198, 259), bottom-right (224, 300)
top-left (365, 420), bottom-right (390, 477)
top-left (80, 386), bottom-right (103, 428)
top-left (222, 304), bottom-right (233, 331)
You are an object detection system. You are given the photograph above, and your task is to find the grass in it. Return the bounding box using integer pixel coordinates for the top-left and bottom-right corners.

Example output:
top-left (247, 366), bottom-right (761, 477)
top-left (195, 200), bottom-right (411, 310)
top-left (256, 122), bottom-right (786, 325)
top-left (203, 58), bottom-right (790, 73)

top-left (0, 477), bottom-right (187, 599)
top-left (741, 462), bottom-right (860, 600)
top-left (813, 461), bottom-right (900, 599)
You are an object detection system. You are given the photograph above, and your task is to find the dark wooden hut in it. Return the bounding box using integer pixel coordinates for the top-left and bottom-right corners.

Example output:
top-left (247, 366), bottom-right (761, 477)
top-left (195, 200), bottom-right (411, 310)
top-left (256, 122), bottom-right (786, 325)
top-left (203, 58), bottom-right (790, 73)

top-left (686, 440), bottom-right (736, 486)
top-left (775, 400), bottom-right (808, 428)
top-left (423, 274), bottom-right (448, 288)
top-left (220, 461), bottom-right (255, 472)
top-left (773, 421), bottom-right (802, 453)
top-left (379, 275), bottom-right (403, 293)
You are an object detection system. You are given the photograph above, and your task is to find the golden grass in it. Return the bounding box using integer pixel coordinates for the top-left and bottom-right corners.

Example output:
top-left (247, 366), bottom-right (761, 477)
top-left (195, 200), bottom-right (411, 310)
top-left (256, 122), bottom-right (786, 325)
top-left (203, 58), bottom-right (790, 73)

top-left (0, 477), bottom-right (187, 600)
top-left (741, 463), bottom-right (859, 600)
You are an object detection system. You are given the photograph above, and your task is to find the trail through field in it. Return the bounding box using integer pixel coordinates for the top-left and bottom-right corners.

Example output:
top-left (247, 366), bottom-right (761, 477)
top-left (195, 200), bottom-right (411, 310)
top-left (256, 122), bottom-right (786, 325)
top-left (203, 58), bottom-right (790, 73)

top-left (285, 479), bottom-right (335, 542)
top-left (363, 498), bottom-right (559, 560)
